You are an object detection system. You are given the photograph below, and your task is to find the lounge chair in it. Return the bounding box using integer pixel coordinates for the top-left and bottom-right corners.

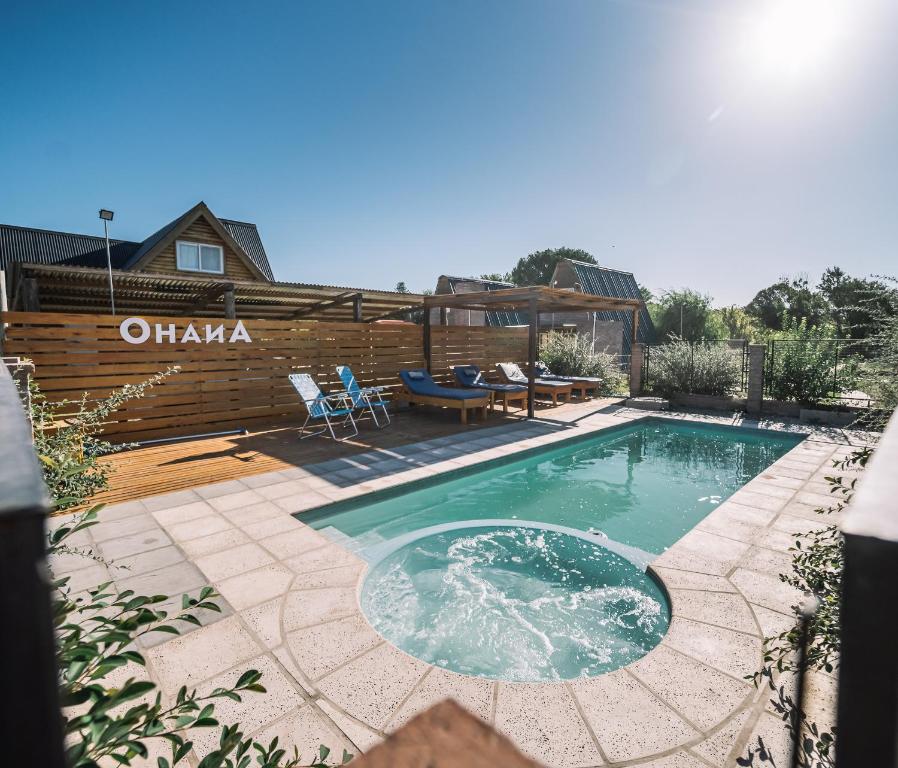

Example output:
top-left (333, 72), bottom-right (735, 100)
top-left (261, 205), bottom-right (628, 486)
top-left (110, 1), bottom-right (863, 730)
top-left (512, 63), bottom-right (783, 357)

top-left (534, 361), bottom-right (602, 399)
top-left (398, 369), bottom-right (491, 425)
top-left (289, 373), bottom-right (359, 441)
top-left (496, 362), bottom-right (573, 405)
top-left (336, 365), bottom-right (390, 428)
top-left (451, 365), bottom-right (528, 414)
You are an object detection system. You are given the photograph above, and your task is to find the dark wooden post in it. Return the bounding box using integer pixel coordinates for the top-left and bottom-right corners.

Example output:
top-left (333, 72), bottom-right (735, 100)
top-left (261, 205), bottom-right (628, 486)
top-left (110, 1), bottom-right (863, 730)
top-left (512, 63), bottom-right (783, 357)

top-left (22, 278), bottom-right (40, 312)
top-left (353, 296), bottom-right (363, 323)
top-left (223, 288), bottom-right (236, 319)
top-left (527, 298), bottom-right (538, 419)
top-left (439, 307), bottom-right (448, 326)
top-left (423, 305), bottom-right (432, 373)
top-left (631, 306), bottom-right (640, 345)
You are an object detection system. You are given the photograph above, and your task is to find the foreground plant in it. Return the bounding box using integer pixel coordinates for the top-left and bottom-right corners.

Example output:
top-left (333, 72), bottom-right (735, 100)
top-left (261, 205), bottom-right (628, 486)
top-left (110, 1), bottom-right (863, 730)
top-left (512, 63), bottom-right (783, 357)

top-left (53, 508), bottom-right (351, 768)
top-left (539, 331), bottom-right (627, 394)
top-left (745, 447), bottom-right (871, 767)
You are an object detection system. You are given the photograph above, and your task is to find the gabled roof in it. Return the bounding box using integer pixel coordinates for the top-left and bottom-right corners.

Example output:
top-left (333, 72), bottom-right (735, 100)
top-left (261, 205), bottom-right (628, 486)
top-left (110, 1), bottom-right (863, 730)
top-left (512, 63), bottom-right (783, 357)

top-left (0, 202), bottom-right (274, 280)
top-left (553, 259), bottom-right (655, 351)
top-left (438, 275), bottom-right (528, 326)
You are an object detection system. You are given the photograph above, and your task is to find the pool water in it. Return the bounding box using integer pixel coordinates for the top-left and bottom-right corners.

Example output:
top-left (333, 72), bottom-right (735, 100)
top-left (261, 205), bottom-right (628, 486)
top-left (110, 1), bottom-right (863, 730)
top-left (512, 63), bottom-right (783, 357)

top-left (305, 419), bottom-right (803, 681)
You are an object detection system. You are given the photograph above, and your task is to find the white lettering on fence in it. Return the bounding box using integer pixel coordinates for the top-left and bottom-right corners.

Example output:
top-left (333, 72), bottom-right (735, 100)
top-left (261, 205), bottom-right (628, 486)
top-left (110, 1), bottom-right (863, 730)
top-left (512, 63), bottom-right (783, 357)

top-left (118, 318), bottom-right (253, 345)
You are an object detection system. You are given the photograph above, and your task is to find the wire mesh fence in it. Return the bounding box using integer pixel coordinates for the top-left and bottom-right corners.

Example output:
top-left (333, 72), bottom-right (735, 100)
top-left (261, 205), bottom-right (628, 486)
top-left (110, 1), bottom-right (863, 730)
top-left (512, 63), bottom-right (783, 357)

top-left (642, 340), bottom-right (749, 397)
top-left (764, 338), bottom-right (872, 406)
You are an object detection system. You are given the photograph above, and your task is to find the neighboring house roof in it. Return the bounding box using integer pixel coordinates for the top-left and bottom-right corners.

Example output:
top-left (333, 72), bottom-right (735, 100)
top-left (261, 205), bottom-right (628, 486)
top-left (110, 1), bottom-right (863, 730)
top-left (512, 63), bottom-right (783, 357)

top-left (556, 259), bottom-right (655, 352)
top-left (0, 202), bottom-right (274, 280)
top-left (439, 275), bottom-right (529, 326)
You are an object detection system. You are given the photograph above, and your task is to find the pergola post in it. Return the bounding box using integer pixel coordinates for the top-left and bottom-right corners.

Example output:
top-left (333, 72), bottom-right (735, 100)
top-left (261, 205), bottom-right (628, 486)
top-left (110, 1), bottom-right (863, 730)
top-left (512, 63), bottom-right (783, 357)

top-left (223, 288), bottom-right (236, 319)
top-left (353, 296), bottom-right (363, 322)
top-left (631, 306), bottom-right (640, 345)
top-left (423, 305), bottom-right (432, 373)
top-left (527, 298), bottom-right (538, 419)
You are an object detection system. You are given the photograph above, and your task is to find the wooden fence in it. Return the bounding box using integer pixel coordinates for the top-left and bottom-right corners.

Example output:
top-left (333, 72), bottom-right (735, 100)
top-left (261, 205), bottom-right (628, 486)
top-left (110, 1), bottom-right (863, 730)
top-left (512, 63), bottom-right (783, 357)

top-left (0, 312), bottom-right (527, 442)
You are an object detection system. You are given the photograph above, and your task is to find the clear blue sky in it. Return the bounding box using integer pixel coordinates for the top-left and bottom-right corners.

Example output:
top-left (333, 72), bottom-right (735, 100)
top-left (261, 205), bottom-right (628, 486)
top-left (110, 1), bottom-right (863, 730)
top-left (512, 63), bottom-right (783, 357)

top-left (2, 0), bottom-right (895, 304)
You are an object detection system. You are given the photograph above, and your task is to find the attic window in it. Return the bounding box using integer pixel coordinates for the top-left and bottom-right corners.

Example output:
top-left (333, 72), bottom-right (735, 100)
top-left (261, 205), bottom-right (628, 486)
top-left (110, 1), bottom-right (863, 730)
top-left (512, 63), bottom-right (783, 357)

top-left (176, 240), bottom-right (224, 274)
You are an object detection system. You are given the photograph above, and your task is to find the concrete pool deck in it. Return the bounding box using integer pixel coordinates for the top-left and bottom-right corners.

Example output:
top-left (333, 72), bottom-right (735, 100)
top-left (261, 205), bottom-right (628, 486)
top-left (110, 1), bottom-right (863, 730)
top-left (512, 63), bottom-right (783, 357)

top-left (52, 401), bottom-right (868, 767)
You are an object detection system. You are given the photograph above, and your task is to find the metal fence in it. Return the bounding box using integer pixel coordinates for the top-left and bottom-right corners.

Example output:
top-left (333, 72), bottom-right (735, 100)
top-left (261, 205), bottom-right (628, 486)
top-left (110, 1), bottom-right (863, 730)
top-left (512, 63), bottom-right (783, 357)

top-left (642, 339), bottom-right (749, 396)
top-left (764, 338), bottom-right (872, 406)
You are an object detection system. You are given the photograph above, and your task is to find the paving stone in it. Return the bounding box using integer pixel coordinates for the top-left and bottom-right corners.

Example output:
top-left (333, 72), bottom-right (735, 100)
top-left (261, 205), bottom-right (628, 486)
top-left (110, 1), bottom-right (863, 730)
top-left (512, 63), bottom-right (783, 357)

top-left (117, 560), bottom-right (207, 598)
top-left (61, 563), bottom-right (111, 593)
top-left (194, 479), bottom-right (250, 500)
top-left (731, 568), bottom-right (802, 614)
top-left (91, 514), bottom-right (160, 542)
top-left (242, 597), bottom-right (284, 648)
top-left (652, 530), bottom-right (749, 576)
top-left (284, 543), bottom-right (363, 574)
top-left (571, 670), bottom-right (697, 763)
top-left (629, 645), bottom-right (752, 731)
top-left (49, 549), bottom-right (102, 574)
top-left (737, 545), bottom-right (793, 576)
top-left (255, 479), bottom-right (311, 501)
top-left (140, 596), bottom-right (233, 648)
top-left (151, 500), bottom-right (217, 526)
top-left (286, 614), bottom-right (382, 680)
top-left (315, 698), bottom-right (384, 751)
top-left (728, 489), bottom-right (787, 513)
top-left (145, 614), bottom-right (262, 691)
top-left (168, 514), bottom-right (233, 542)
top-left (207, 488), bottom-right (267, 512)
top-left (691, 707), bottom-right (752, 766)
top-left (220, 500), bottom-right (283, 526)
top-left (189, 655), bottom-right (306, 757)
top-left (292, 563), bottom-right (365, 589)
top-left (316, 642), bottom-right (429, 730)
top-left (97, 528), bottom-right (173, 560)
top-left (742, 711), bottom-right (792, 766)
top-left (282, 586), bottom-right (358, 630)
top-left (254, 704), bottom-right (358, 763)
top-left (96, 500), bottom-right (148, 521)
top-left (386, 666), bottom-right (495, 731)
top-left (751, 605), bottom-right (796, 638)
top-left (179, 527), bottom-right (250, 557)
top-left (271, 644), bottom-right (317, 695)
top-left (275, 490), bottom-right (335, 514)
top-left (141, 489), bottom-right (202, 512)
top-left (216, 563), bottom-right (294, 610)
top-left (260, 526), bottom-right (330, 559)
top-left (493, 681), bottom-right (603, 768)
top-left (241, 514), bottom-right (301, 540)
top-left (772, 513), bottom-right (830, 535)
top-left (670, 589), bottom-right (759, 635)
top-left (242, 470), bottom-right (293, 486)
top-left (107, 545), bottom-right (185, 579)
top-left (663, 617), bottom-right (762, 680)
top-left (651, 567), bottom-right (737, 593)
top-left (195, 542), bottom-right (275, 582)
top-left (633, 752), bottom-right (710, 768)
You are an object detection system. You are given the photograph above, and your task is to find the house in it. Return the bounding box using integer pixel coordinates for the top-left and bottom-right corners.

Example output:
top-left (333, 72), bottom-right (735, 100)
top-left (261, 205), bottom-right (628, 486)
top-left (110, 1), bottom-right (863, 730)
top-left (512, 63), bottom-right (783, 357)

top-left (431, 275), bottom-right (528, 327)
top-left (0, 201), bottom-right (420, 321)
top-left (548, 259), bottom-right (655, 357)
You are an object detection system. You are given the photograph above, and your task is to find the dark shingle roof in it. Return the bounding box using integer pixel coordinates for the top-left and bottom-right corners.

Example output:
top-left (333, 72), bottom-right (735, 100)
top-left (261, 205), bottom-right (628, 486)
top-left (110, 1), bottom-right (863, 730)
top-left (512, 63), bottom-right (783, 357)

top-left (566, 260), bottom-right (655, 352)
top-left (0, 210), bottom-right (274, 280)
top-left (444, 276), bottom-right (529, 326)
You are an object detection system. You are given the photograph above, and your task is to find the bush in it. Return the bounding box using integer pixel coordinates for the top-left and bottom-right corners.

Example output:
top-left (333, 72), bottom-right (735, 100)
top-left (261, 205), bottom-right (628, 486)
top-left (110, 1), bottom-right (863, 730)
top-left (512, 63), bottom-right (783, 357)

top-left (647, 337), bottom-right (742, 397)
top-left (539, 331), bottom-right (627, 394)
top-left (766, 317), bottom-right (859, 406)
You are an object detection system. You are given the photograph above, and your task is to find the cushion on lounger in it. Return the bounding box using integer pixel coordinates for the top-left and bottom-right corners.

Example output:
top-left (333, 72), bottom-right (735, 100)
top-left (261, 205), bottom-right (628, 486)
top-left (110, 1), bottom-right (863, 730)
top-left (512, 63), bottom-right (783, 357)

top-left (407, 371), bottom-right (425, 379)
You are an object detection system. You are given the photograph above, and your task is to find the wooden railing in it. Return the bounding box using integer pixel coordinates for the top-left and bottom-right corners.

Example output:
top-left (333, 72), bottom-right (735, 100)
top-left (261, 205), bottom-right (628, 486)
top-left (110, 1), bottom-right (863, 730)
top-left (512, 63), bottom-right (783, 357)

top-left (0, 312), bottom-right (527, 442)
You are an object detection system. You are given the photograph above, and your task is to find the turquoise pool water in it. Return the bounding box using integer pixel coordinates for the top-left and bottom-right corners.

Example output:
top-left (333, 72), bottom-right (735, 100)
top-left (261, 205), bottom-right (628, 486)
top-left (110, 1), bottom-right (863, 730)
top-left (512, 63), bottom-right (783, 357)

top-left (305, 419), bottom-right (803, 681)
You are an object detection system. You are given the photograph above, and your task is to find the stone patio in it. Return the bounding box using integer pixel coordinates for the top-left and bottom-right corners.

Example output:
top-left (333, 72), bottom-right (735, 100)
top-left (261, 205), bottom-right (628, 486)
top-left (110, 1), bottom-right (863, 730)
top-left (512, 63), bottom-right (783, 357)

top-left (51, 401), bottom-right (867, 767)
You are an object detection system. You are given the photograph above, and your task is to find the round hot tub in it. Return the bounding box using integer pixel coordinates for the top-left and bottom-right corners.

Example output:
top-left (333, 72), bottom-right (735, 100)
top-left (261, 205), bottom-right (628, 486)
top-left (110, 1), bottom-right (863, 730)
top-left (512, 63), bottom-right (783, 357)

top-left (360, 521), bottom-right (670, 682)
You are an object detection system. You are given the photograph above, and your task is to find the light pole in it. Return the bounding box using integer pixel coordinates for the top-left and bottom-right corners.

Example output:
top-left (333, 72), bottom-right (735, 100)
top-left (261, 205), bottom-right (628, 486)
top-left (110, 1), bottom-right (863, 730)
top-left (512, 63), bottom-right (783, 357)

top-left (99, 209), bottom-right (115, 315)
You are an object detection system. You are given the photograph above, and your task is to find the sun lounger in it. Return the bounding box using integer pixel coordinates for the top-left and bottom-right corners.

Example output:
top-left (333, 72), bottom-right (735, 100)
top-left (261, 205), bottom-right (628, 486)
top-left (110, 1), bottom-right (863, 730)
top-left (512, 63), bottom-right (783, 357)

top-left (289, 373), bottom-right (359, 441)
top-left (534, 361), bottom-right (602, 398)
top-left (336, 365), bottom-right (390, 428)
top-left (451, 365), bottom-right (528, 413)
top-left (398, 369), bottom-right (491, 424)
top-left (496, 362), bottom-right (573, 405)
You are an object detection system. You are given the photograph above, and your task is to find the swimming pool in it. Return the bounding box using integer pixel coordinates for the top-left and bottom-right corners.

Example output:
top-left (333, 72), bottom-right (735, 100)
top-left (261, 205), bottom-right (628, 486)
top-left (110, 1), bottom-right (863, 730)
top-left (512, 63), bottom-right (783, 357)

top-left (303, 418), bottom-right (803, 681)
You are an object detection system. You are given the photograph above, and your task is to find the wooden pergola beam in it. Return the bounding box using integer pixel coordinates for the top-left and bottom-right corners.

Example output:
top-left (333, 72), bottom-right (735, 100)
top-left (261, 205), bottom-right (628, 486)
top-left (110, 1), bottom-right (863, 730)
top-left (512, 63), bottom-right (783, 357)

top-left (181, 282), bottom-right (233, 317)
top-left (289, 292), bottom-right (362, 319)
top-left (423, 285), bottom-right (641, 314)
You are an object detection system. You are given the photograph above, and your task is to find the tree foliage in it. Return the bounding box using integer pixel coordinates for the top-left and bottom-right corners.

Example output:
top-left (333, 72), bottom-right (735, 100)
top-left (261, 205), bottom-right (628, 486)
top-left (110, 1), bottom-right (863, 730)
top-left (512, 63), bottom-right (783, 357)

top-left (650, 289), bottom-right (719, 342)
top-left (745, 276), bottom-right (831, 331)
top-left (509, 247), bottom-right (596, 286)
top-left (645, 337), bottom-right (742, 396)
top-left (539, 331), bottom-right (627, 394)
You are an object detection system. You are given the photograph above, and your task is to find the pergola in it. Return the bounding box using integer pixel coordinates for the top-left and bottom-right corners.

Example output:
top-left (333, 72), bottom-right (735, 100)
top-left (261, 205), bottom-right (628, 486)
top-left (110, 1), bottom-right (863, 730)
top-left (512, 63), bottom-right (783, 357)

top-left (423, 286), bottom-right (643, 418)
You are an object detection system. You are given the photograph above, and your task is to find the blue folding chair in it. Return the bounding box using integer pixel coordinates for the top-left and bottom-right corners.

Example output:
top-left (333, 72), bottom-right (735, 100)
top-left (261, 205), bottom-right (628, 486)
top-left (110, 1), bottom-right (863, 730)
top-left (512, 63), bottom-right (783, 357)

top-left (289, 373), bottom-right (359, 441)
top-left (336, 365), bottom-right (391, 428)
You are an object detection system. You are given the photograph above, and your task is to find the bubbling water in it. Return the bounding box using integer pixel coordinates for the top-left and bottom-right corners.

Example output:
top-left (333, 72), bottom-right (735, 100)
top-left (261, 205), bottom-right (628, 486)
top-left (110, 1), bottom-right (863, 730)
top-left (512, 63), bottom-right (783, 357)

top-left (360, 525), bottom-right (669, 682)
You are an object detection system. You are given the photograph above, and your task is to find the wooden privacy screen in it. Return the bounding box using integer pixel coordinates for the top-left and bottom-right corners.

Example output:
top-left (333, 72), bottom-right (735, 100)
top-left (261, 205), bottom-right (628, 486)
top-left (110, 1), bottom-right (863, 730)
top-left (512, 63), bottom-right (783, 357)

top-left (0, 312), bottom-right (527, 442)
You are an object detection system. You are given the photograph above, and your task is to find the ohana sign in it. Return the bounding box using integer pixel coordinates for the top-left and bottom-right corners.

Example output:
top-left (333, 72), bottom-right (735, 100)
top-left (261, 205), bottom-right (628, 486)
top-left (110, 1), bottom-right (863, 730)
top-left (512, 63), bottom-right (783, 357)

top-left (119, 317), bottom-right (253, 345)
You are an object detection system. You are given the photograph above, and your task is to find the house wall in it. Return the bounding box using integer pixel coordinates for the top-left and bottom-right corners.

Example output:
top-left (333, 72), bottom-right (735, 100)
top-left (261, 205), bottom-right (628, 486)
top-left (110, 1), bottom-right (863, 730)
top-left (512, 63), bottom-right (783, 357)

top-left (140, 215), bottom-right (258, 281)
top-left (540, 313), bottom-right (624, 356)
top-left (431, 278), bottom-right (489, 327)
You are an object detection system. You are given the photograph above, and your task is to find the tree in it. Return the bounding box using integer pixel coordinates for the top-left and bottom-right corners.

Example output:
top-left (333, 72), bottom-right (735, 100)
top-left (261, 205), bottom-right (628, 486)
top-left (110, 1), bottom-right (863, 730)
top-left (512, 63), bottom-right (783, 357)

top-left (395, 281), bottom-right (410, 294)
top-left (745, 276), bottom-right (830, 331)
top-left (637, 284), bottom-right (655, 303)
top-left (479, 272), bottom-right (512, 283)
top-left (509, 247), bottom-right (597, 286)
top-left (651, 289), bottom-right (717, 342)
top-left (818, 267), bottom-right (897, 339)
top-left (714, 305), bottom-right (759, 341)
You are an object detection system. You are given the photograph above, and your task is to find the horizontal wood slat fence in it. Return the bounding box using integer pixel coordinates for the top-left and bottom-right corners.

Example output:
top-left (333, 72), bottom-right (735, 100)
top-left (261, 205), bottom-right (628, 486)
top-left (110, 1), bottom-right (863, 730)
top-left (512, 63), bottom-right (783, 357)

top-left (0, 312), bottom-right (527, 442)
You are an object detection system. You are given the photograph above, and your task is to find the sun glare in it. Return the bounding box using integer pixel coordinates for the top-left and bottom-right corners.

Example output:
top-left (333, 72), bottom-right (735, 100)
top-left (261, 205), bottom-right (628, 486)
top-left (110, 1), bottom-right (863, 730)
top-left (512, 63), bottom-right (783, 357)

top-left (745, 0), bottom-right (846, 81)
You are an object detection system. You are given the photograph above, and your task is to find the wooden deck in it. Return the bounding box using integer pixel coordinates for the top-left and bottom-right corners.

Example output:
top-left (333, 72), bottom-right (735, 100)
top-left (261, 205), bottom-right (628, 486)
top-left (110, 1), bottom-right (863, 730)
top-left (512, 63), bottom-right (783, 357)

top-left (93, 406), bottom-right (529, 506)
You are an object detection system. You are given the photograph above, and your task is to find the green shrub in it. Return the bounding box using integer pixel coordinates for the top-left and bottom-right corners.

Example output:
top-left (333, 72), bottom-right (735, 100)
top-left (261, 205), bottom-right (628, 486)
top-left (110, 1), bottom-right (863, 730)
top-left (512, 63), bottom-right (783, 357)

top-left (647, 337), bottom-right (742, 397)
top-left (539, 331), bottom-right (627, 394)
top-left (766, 317), bottom-right (859, 406)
